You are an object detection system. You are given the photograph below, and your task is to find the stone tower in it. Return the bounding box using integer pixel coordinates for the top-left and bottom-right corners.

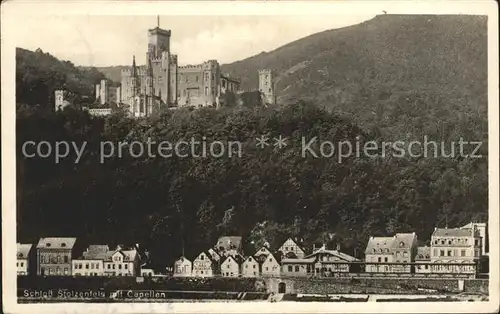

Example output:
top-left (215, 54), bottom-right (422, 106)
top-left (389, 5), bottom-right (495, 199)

top-left (54, 90), bottom-right (69, 111)
top-left (258, 69), bottom-right (275, 105)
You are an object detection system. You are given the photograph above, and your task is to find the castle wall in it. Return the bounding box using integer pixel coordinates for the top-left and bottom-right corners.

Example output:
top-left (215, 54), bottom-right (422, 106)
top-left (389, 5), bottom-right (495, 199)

top-left (177, 60), bottom-right (220, 108)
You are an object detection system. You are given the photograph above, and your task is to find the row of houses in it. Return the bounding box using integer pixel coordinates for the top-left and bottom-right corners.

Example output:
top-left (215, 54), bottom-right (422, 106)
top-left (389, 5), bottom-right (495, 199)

top-left (17, 237), bottom-right (150, 277)
top-left (173, 236), bottom-right (360, 278)
top-left (17, 222), bottom-right (487, 278)
top-left (173, 222), bottom-right (488, 278)
top-left (365, 222), bottom-right (487, 274)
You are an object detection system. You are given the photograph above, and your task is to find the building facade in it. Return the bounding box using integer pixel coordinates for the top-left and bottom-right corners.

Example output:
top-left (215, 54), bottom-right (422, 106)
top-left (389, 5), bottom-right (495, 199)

top-left (281, 258), bottom-right (316, 277)
top-left (430, 227), bottom-right (481, 275)
top-left (390, 233), bottom-right (418, 273)
top-left (278, 238), bottom-right (305, 259)
top-left (461, 222), bottom-right (488, 255)
top-left (103, 249), bottom-right (139, 276)
top-left (192, 251), bottom-right (218, 277)
top-left (36, 237), bottom-right (77, 276)
top-left (261, 253), bottom-right (281, 277)
top-left (364, 237), bottom-right (394, 273)
top-left (72, 245), bottom-right (109, 276)
top-left (177, 61), bottom-right (221, 108)
top-left (173, 256), bottom-right (192, 277)
top-left (220, 255), bottom-right (242, 277)
top-left (306, 245), bottom-right (359, 275)
top-left (241, 256), bottom-right (260, 277)
top-left (17, 243), bottom-right (33, 276)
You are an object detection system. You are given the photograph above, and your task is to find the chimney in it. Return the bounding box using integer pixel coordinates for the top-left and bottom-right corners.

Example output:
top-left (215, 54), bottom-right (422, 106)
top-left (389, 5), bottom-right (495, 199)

top-left (336, 243), bottom-right (341, 251)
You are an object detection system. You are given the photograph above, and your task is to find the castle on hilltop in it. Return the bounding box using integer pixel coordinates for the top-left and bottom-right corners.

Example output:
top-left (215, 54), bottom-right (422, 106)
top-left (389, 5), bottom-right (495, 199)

top-left (90, 17), bottom-right (276, 117)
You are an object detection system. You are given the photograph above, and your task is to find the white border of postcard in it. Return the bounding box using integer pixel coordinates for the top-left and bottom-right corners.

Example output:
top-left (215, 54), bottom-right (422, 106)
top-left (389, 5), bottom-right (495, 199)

top-left (2, 1), bottom-right (499, 313)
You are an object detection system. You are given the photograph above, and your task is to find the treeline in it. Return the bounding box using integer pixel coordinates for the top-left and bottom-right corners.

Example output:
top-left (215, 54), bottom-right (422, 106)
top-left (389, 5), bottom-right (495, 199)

top-left (16, 48), bottom-right (105, 109)
top-left (16, 103), bottom-right (487, 270)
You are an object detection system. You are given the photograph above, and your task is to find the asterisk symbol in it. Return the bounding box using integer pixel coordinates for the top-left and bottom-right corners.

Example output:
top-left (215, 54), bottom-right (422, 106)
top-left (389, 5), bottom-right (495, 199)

top-left (274, 135), bottom-right (288, 149)
top-left (256, 135), bottom-right (269, 148)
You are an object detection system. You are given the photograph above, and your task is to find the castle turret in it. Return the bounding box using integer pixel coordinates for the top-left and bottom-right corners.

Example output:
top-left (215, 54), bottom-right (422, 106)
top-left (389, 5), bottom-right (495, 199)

top-left (258, 69), bottom-right (275, 105)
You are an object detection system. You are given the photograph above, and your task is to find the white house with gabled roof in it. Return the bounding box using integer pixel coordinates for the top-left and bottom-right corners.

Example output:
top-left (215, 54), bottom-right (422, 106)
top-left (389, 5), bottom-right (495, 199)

top-left (173, 256), bottom-right (192, 277)
top-left (278, 238), bottom-right (305, 258)
top-left (241, 255), bottom-right (260, 277)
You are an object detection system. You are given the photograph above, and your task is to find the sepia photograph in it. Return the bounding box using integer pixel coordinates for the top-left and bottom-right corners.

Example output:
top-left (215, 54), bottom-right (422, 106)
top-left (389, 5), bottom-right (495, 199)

top-left (1, 1), bottom-right (499, 313)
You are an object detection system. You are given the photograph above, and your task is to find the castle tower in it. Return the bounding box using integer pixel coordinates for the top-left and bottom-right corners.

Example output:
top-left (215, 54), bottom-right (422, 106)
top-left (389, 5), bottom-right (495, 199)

top-left (258, 69), bottom-right (275, 105)
top-left (99, 79), bottom-right (108, 105)
top-left (54, 90), bottom-right (69, 111)
top-left (147, 16), bottom-right (171, 60)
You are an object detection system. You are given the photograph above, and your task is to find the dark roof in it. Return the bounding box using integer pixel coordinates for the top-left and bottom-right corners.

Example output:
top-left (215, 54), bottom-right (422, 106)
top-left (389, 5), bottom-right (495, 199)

top-left (432, 228), bottom-right (474, 237)
top-left (37, 237), bottom-right (77, 249)
top-left (392, 233), bottom-right (417, 249)
top-left (215, 236), bottom-right (242, 251)
top-left (17, 243), bottom-right (32, 258)
top-left (365, 237), bottom-right (394, 254)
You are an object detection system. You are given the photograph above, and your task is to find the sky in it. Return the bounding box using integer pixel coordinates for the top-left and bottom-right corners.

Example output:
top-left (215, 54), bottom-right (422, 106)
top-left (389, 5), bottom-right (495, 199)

top-left (14, 14), bottom-right (375, 67)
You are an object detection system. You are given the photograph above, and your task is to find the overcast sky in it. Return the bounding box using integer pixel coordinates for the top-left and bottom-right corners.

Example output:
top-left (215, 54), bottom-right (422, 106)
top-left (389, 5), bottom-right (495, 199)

top-left (14, 15), bottom-right (375, 67)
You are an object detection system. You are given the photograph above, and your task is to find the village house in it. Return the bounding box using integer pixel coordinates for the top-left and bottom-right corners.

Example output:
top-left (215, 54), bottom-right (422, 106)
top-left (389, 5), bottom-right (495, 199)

top-left (415, 246), bottom-right (432, 274)
top-left (173, 256), bottom-right (192, 277)
top-left (390, 233), bottom-right (418, 273)
top-left (260, 252), bottom-right (281, 277)
top-left (72, 245), bottom-right (109, 276)
top-left (241, 255), bottom-right (260, 277)
top-left (278, 238), bottom-right (305, 258)
top-left (307, 244), bottom-right (359, 276)
top-left (220, 254), bottom-right (243, 277)
top-left (364, 236), bottom-right (394, 273)
top-left (254, 246), bottom-right (272, 258)
top-left (461, 222), bottom-right (488, 255)
top-left (140, 262), bottom-right (155, 277)
top-left (430, 226), bottom-right (481, 275)
top-left (36, 237), bottom-right (78, 276)
top-left (17, 243), bottom-right (33, 276)
top-left (103, 246), bottom-right (140, 276)
top-left (281, 257), bottom-right (316, 277)
top-left (215, 236), bottom-right (243, 257)
top-left (192, 251), bottom-right (219, 277)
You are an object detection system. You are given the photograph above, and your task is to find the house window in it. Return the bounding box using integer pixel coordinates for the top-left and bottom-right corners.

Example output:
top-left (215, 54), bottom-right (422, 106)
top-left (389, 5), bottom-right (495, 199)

top-left (461, 250), bottom-right (466, 257)
top-left (245, 265), bottom-right (248, 268)
top-left (91, 264), bottom-right (95, 269)
top-left (118, 265), bottom-right (122, 270)
top-left (86, 263), bottom-right (89, 269)
top-left (107, 264), bottom-right (111, 269)
top-left (201, 270), bottom-right (204, 274)
top-left (196, 76), bottom-right (199, 82)
top-left (113, 264), bottom-right (116, 269)
top-left (266, 267), bottom-right (269, 271)
top-left (384, 257), bottom-right (388, 262)
top-left (200, 255), bottom-right (204, 260)
top-left (64, 256), bottom-right (68, 263)
top-left (253, 265), bottom-right (256, 269)
top-left (447, 250), bottom-right (452, 256)
top-left (124, 264), bottom-right (128, 269)
top-left (440, 250), bottom-right (445, 256)
top-left (295, 266), bottom-right (300, 272)
top-left (378, 257), bottom-right (381, 262)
